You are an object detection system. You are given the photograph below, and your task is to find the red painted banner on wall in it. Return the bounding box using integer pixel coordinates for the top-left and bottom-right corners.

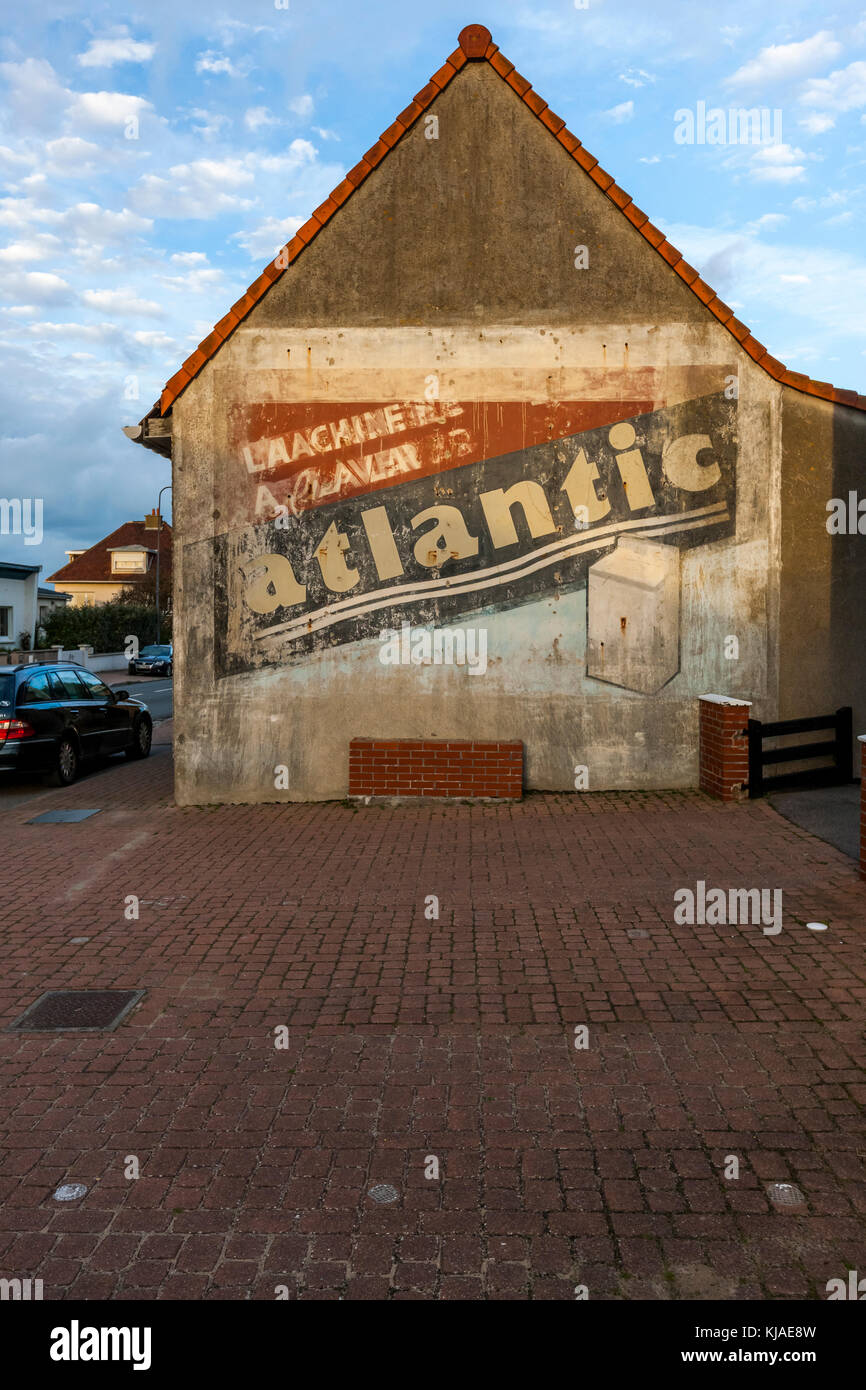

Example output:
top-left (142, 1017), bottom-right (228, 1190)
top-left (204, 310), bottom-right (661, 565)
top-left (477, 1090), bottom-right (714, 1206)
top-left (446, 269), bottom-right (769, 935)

top-left (230, 399), bottom-right (654, 519)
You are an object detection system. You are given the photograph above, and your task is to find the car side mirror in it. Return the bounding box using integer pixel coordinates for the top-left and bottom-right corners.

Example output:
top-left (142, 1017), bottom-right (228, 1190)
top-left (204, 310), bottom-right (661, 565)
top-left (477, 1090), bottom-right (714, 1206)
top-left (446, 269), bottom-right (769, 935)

top-left (114, 689), bottom-right (129, 701)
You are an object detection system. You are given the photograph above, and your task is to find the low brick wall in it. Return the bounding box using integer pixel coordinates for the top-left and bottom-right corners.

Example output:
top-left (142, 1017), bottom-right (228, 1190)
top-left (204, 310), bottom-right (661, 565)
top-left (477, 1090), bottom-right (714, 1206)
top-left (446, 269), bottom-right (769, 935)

top-left (699, 695), bottom-right (751, 801)
top-left (860, 737), bottom-right (866, 881)
top-left (349, 739), bottom-right (523, 800)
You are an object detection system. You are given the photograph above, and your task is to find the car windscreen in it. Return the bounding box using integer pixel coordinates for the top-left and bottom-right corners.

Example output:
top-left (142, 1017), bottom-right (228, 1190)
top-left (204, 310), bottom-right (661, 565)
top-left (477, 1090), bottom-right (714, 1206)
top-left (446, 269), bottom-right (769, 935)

top-left (0, 674), bottom-right (13, 708)
top-left (139, 646), bottom-right (170, 656)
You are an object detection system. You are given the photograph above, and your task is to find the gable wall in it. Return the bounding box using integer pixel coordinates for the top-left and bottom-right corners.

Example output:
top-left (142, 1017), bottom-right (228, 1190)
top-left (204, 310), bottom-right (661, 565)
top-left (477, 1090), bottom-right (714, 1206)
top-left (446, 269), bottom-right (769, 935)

top-left (169, 62), bottom-right (789, 803)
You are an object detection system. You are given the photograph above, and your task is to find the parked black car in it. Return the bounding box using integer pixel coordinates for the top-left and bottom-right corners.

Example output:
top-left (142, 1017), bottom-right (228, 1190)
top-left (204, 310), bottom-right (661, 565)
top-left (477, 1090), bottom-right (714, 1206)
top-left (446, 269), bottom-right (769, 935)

top-left (0, 663), bottom-right (152, 786)
top-left (128, 644), bottom-right (172, 676)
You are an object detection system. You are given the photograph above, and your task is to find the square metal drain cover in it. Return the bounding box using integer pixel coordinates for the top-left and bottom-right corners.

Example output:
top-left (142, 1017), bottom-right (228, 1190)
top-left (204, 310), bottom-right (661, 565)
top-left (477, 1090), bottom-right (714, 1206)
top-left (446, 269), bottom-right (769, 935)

top-left (8, 989), bottom-right (145, 1033)
top-left (27, 809), bottom-right (100, 824)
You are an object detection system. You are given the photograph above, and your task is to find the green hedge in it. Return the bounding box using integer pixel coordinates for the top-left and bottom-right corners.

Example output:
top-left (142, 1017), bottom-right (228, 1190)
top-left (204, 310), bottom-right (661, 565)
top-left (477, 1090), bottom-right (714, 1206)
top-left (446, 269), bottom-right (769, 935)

top-left (41, 601), bottom-right (172, 652)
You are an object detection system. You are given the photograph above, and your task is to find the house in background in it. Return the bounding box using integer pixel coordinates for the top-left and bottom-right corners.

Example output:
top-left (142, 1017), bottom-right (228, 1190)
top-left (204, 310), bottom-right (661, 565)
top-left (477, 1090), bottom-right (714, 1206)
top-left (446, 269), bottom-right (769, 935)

top-left (0, 562), bottom-right (41, 648)
top-left (47, 513), bottom-right (172, 607)
top-left (37, 587), bottom-right (72, 624)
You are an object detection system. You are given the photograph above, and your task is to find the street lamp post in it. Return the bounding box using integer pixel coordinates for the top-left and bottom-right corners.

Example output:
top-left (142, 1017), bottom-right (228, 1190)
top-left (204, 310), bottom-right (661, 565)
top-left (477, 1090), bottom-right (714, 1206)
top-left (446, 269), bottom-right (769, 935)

top-left (155, 484), bottom-right (172, 644)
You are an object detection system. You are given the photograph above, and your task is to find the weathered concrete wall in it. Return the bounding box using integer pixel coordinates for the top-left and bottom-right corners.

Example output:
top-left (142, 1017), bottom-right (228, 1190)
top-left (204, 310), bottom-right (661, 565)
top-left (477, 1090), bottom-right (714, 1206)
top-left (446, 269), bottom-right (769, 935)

top-left (779, 392), bottom-right (866, 765)
top-left (169, 61), bottom-right (797, 804)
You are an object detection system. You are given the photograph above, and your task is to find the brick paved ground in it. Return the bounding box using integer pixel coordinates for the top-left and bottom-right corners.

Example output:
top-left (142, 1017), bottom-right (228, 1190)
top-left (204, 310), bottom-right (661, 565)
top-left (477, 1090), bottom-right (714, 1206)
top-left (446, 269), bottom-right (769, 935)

top-left (0, 730), bottom-right (864, 1300)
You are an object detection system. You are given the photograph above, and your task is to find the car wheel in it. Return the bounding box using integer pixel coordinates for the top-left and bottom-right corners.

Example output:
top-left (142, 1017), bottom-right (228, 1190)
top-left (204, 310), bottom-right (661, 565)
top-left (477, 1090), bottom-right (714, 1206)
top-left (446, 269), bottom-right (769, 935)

top-left (126, 716), bottom-right (152, 760)
top-left (48, 734), bottom-right (79, 787)
top-left (128, 663), bottom-right (135, 674)
top-left (166, 662), bottom-right (172, 676)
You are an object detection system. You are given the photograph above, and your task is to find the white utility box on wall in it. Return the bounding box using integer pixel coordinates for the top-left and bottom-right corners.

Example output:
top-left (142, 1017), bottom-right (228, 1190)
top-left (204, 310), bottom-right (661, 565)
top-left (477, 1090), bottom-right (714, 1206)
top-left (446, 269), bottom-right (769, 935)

top-left (586, 537), bottom-right (681, 694)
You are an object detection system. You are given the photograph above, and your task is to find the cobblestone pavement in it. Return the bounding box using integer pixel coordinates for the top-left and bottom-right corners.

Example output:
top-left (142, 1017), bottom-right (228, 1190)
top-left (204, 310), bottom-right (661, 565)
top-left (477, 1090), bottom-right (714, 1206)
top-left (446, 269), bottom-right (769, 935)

top-left (0, 731), bottom-right (864, 1299)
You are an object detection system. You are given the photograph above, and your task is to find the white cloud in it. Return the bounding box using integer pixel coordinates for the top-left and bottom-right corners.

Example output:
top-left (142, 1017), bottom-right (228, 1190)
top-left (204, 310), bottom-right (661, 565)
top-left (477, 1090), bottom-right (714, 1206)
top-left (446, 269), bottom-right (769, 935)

top-left (824, 210), bottom-right (854, 225)
top-left (800, 60), bottom-right (866, 112)
top-left (289, 94), bottom-right (314, 118)
top-left (0, 234), bottom-right (61, 263)
top-left (245, 106), bottom-right (278, 132)
top-left (747, 212), bottom-right (789, 232)
top-left (799, 113), bottom-right (836, 134)
top-left (0, 145), bottom-right (33, 170)
top-left (639, 154), bottom-right (661, 164)
top-left (232, 214), bottom-right (304, 259)
top-left (157, 268), bottom-right (223, 292)
top-left (2, 270), bottom-right (72, 303)
top-left (195, 51), bottom-right (237, 76)
top-left (82, 288), bottom-right (164, 318)
top-left (726, 32), bottom-right (842, 88)
top-left (0, 58), bottom-right (67, 131)
top-left (61, 203), bottom-right (152, 241)
top-left (130, 157), bottom-right (256, 218)
top-left (132, 330), bottom-right (180, 349)
top-left (170, 251), bottom-right (208, 266)
top-left (39, 136), bottom-right (113, 178)
top-left (78, 38), bottom-right (155, 68)
top-left (313, 127), bottom-right (340, 141)
top-left (603, 100), bottom-right (634, 123)
top-left (19, 320), bottom-right (120, 341)
top-left (67, 90), bottom-right (153, 131)
top-left (256, 140), bottom-right (318, 172)
top-left (619, 68), bottom-right (654, 88)
top-left (189, 108), bottom-right (231, 139)
top-left (749, 143), bottom-right (807, 182)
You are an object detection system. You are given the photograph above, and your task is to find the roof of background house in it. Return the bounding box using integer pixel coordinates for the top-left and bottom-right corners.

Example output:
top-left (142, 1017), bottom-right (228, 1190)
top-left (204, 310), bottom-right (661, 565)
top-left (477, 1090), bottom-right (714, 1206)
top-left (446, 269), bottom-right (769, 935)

top-left (0, 562), bottom-right (41, 580)
top-left (139, 22), bottom-right (865, 426)
top-left (47, 521), bottom-right (172, 585)
top-left (38, 587), bottom-right (72, 599)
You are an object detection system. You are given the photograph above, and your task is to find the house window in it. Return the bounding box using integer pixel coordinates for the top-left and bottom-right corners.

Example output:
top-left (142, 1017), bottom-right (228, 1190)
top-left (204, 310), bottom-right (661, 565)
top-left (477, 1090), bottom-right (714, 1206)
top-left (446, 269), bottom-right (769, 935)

top-left (0, 607), bottom-right (11, 638)
top-left (112, 553), bottom-right (147, 573)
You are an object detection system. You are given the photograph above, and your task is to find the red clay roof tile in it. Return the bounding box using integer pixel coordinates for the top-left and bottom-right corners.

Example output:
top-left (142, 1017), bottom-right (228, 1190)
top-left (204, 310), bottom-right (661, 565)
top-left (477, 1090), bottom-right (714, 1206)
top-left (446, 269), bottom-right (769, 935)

top-left (556, 128), bottom-right (581, 154)
top-left (396, 100), bottom-right (424, 128)
top-left (523, 90), bottom-right (548, 117)
top-left (540, 109), bottom-right (566, 134)
top-left (379, 121), bottom-right (404, 149)
top-left (505, 69), bottom-right (531, 97)
top-left (312, 196), bottom-right (339, 225)
top-left (489, 51), bottom-right (514, 78)
top-left (152, 25), bottom-right (865, 417)
top-left (607, 183), bottom-right (632, 210)
top-left (623, 203), bottom-right (649, 229)
top-left (430, 61), bottom-right (457, 89)
top-left (458, 24), bottom-right (492, 58)
top-left (346, 160), bottom-right (370, 187)
top-left (690, 278), bottom-right (716, 305)
top-left (413, 81), bottom-right (438, 106)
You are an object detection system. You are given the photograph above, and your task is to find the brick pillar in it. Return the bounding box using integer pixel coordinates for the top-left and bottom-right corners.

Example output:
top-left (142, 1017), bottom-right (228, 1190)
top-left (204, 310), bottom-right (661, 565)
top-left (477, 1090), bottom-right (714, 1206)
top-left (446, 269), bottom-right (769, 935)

top-left (699, 694), bottom-right (752, 801)
top-left (859, 737), bottom-right (866, 881)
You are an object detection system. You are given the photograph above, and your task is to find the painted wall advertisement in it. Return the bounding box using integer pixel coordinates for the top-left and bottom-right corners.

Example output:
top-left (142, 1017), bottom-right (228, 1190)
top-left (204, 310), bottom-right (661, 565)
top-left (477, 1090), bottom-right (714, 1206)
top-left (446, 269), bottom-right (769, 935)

top-left (207, 348), bottom-right (738, 693)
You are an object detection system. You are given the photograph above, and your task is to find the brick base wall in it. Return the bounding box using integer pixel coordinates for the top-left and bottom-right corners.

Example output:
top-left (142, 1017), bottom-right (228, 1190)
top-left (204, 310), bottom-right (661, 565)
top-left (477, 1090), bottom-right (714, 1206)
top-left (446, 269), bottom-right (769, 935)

top-left (349, 739), bottom-right (523, 800)
top-left (860, 738), bottom-right (866, 881)
top-left (699, 696), bottom-right (751, 802)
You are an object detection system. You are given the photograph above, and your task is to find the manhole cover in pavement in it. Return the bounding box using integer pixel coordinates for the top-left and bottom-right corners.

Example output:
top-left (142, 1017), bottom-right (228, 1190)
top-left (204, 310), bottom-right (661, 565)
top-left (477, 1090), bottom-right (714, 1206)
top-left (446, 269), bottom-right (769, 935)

top-left (368, 1184), bottom-right (399, 1204)
top-left (766, 1182), bottom-right (806, 1210)
top-left (8, 989), bottom-right (145, 1032)
top-left (27, 809), bottom-right (101, 824)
